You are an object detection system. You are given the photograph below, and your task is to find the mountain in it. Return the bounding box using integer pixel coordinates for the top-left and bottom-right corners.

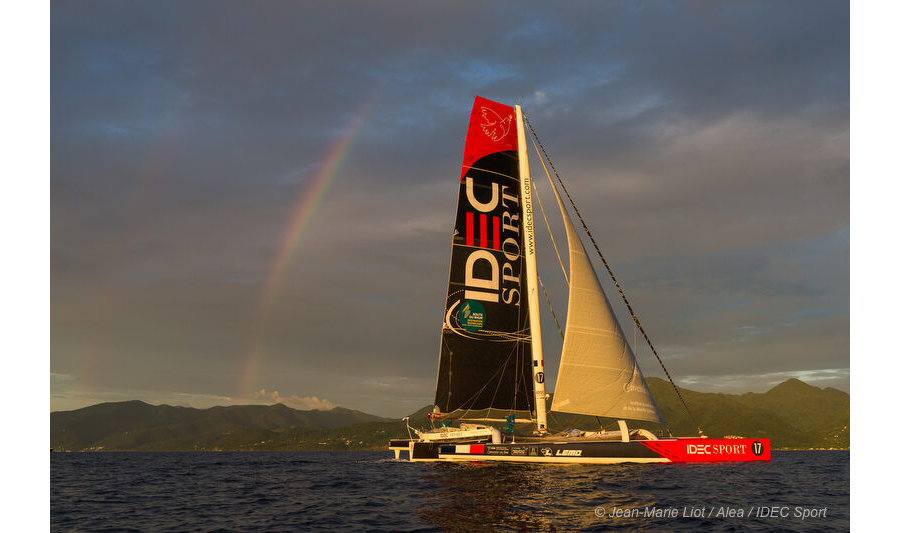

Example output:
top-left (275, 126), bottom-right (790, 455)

top-left (493, 378), bottom-right (846, 449)
top-left (645, 377), bottom-right (848, 448)
top-left (51, 401), bottom-right (394, 451)
top-left (50, 379), bottom-right (849, 451)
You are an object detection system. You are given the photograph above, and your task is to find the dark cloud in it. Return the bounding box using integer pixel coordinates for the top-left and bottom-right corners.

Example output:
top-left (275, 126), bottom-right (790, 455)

top-left (52, 1), bottom-right (849, 416)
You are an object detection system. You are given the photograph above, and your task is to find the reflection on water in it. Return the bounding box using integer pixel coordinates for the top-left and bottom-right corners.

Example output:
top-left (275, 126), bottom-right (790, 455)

top-left (416, 463), bottom-right (656, 531)
top-left (51, 451), bottom-right (848, 532)
top-left (413, 453), bottom-right (849, 532)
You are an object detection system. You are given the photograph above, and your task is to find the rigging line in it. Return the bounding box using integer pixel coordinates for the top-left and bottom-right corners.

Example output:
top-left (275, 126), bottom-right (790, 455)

top-left (532, 181), bottom-right (569, 286)
top-left (547, 410), bottom-right (559, 433)
top-left (457, 343), bottom-right (521, 421)
top-left (538, 275), bottom-right (564, 340)
top-left (524, 115), bottom-right (703, 437)
top-left (514, 253), bottom-right (533, 425)
top-left (517, 341), bottom-right (535, 422)
top-left (460, 164), bottom-right (517, 181)
top-left (439, 334), bottom-right (451, 415)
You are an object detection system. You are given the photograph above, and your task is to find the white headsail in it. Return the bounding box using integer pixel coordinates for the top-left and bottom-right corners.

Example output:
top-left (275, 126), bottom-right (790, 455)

top-left (545, 170), bottom-right (663, 424)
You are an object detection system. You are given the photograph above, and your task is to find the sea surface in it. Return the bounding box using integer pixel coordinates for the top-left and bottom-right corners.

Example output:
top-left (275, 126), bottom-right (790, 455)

top-left (51, 450), bottom-right (848, 532)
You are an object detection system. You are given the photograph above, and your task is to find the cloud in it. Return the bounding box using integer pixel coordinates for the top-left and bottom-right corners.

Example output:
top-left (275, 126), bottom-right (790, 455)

top-left (251, 389), bottom-right (336, 411)
top-left (677, 368), bottom-right (850, 394)
top-left (50, 1), bottom-right (848, 417)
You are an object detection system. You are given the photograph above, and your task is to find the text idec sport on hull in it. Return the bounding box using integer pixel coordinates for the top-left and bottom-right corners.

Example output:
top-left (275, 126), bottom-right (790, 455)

top-left (686, 443), bottom-right (751, 455)
top-left (462, 176), bottom-right (523, 306)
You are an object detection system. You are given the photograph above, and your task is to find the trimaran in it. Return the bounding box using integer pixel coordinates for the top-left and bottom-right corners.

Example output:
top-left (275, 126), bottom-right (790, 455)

top-left (389, 96), bottom-right (770, 464)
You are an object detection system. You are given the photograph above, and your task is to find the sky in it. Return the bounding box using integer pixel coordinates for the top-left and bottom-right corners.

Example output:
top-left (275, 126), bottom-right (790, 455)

top-left (50, 0), bottom-right (849, 417)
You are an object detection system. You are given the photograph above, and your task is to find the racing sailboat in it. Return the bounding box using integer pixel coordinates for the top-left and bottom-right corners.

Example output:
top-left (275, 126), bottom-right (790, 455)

top-left (390, 96), bottom-right (770, 463)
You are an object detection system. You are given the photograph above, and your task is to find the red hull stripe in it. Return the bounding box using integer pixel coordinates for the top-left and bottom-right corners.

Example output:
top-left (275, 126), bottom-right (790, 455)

top-left (640, 438), bottom-right (771, 463)
top-left (466, 212), bottom-right (473, 247)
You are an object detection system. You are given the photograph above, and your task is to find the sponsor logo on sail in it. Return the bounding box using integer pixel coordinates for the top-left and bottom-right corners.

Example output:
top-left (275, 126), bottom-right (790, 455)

top-left (458, 300), bottom-right (486, 332)
top-left (624, 381), bottom-right (644, 392)
top-left (461, 170), bottom-right (522, 307)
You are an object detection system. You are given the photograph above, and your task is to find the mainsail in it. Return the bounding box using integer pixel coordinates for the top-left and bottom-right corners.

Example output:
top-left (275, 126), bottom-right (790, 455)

top-left (433, 97), bottom-right (534, 419)
top-left (546, 169), bottom-right (663, 424)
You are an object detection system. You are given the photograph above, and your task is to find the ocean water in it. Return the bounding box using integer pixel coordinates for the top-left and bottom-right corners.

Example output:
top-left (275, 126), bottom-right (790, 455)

top-left (51, 450), bottom-right (848, 532)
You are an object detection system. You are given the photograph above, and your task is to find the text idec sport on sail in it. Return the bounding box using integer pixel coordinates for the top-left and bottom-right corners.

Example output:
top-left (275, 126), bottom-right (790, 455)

top-left (457, 96), bottom-right (524, 308)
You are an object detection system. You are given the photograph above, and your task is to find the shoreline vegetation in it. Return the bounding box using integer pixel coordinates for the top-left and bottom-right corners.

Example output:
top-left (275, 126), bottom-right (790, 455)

top-left (51, 448), bottom-right (849, 452)
top-left (51, 378), bottom-right (848, 452)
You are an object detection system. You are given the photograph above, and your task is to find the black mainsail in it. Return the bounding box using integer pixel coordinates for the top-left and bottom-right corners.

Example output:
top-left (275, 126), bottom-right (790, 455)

top-left (433, 97), bottom-right (534, 419)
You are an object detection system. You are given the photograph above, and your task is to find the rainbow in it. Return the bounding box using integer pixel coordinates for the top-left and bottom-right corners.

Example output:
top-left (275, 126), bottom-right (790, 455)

top-left (236, 91), bottom-right (380, 401)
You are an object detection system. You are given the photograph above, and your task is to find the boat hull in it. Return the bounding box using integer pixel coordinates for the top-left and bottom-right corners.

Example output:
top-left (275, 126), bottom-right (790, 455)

top-left (398, 438), bottom-right (770, 464)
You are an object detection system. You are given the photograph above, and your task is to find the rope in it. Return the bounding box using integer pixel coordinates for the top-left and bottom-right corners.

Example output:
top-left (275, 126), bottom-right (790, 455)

top-left (525, 115), bottom-right (703, 437)
top-left (538, 275), bottom-right (564, 340)
top-left (532, 183), bottom-right (569, 286)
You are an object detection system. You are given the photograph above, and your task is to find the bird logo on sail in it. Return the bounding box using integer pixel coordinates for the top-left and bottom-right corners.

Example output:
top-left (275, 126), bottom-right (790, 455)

top-left (480, 106), bottom-right (513, 142)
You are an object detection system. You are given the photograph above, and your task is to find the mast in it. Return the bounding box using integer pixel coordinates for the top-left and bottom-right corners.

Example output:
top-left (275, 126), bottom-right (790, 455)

top-left (515, 105), bottom-right (548, 433)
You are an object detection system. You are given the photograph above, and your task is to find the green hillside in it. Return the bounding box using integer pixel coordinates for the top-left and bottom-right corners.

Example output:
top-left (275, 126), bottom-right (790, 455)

top-left (51, 401), bottom-right (395, 451)
top-left (645, 377), bottom-right (848, 448)
top-left (50, 379), bottom-right (848, 451)
top-left (736, 378), bottom-right (849, 444)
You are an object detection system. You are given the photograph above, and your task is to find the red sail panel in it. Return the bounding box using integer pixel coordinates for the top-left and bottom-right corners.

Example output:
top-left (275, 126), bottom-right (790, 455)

top-left (493, 216), bottom-right (499, 250)
top-left (480, 213), bottom-right (487, 248)
top-left (459, 96), bottom-right (518, 181)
